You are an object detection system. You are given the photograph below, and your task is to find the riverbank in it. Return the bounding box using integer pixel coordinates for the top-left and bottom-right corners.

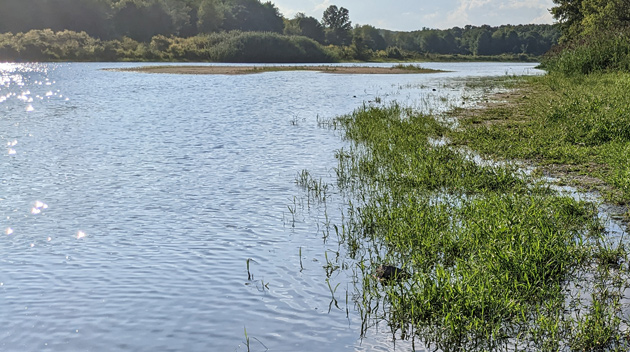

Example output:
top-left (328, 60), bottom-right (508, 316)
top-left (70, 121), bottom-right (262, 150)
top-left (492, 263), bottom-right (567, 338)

top-left (109, 64), bottom-right (443, 75)
top-left (448, 73), bottom-right (630, 206)
top-left (319, 73), bottom-right (630, 350)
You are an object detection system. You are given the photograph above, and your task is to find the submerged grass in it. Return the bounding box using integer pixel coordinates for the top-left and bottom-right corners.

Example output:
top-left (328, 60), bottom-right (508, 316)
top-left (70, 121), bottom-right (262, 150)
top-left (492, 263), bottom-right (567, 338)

top-left (322, 100), bottom-right (630, 350)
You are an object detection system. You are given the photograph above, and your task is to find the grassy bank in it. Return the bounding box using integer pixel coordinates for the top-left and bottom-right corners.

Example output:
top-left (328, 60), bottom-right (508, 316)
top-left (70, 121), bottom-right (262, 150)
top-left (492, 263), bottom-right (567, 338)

top-left (449, 73), bottom-right (630, 204)
top-left (310, 82), bottom-right (630, 349)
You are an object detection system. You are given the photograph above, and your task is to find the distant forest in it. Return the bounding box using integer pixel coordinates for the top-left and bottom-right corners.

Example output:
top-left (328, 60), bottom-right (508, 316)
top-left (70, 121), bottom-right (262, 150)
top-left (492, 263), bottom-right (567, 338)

top-left (0, 0), bottom-right (560, 62)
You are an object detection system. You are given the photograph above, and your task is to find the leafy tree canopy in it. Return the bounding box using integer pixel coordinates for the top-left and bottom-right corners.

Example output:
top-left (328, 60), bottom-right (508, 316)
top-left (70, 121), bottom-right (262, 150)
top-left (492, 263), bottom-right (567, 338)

top-left (552, 0), bottom-right (630, 40)
top-left (322, 5), bottom-right (352, 46)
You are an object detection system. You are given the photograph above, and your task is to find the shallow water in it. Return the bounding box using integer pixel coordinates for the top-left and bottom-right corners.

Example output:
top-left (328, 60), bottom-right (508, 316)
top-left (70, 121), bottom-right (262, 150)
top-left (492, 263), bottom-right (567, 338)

top-left (1, 62), bottom-right (544, 351)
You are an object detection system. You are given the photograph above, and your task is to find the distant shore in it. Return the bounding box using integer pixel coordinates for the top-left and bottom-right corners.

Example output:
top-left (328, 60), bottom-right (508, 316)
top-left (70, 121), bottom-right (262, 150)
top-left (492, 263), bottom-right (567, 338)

top-left (108, 65), bottom-right (444, 75)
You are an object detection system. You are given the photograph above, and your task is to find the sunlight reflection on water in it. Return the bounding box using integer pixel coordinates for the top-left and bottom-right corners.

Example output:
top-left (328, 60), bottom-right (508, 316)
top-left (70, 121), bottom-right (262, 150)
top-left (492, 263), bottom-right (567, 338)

top-left (0, 62), bottom-right (546, 351)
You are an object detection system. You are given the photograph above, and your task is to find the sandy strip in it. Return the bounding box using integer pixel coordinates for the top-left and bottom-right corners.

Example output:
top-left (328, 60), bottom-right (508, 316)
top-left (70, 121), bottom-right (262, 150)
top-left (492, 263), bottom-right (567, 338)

top-left (109, 65), bottom-right (443, 75)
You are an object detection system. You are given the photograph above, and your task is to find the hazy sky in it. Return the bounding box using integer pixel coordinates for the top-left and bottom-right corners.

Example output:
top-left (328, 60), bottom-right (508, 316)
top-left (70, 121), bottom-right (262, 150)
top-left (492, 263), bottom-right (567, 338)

top-left (272, 0), bottom-right (556, 31)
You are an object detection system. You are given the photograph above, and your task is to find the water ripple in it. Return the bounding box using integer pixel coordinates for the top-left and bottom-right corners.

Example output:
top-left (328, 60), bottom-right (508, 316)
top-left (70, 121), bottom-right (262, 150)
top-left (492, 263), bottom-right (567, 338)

top-left (0, 62), bottom-right (546, 351)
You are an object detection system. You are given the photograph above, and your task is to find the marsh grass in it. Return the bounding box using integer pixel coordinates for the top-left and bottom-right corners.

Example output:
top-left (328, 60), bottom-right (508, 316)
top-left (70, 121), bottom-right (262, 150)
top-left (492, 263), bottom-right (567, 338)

top-left (295, 169), bottom-right (329, 202)
top-left (319, 101), bottom-right (630, 350)
top-left (449, 73), bottom-right (630, 203)
top-left (392, 64), bottom-right (435, 72)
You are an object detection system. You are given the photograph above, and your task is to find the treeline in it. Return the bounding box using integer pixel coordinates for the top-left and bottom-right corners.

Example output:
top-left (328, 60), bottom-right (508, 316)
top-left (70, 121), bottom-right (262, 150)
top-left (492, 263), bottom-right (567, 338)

top-left (543, 0), bottom-right (630, 74)
top-left (0, 30), bottom-right (335, 62)
top-left (381, 24), bottom-right (559, 57)
top-left (0, 0), bottom-right (559, 62)
top-left (0, 0), bottom-right (284, 41)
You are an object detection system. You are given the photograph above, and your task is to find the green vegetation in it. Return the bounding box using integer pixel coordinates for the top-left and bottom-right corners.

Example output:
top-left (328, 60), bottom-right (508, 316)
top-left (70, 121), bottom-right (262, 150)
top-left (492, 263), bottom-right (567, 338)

top-left (0, 0), bottom-right (558, 62)
top-left (322, 103), bottom-right (629, 350)
top-left (542, 28), bottom-right (630, 75)
top-left (0, 30), bottom-right (335, 62)
top-left (291, 1), bottom-right (630, 350)
top-left (459, 0), bottom-right (630, 203)
top-left (449, 73), bottom-right (630, 203)
top-left (551, 0), bottom-right (630, 41)
top-left (380, 24), bottom-right (559, 57)
top-left (543, 0), bottom-right (630, 75)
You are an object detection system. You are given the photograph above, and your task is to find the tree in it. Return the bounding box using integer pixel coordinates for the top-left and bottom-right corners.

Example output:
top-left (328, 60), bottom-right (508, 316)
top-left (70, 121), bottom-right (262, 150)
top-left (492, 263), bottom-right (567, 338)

top-left (353, 25), bottom-right (386, 51)
top-left (420, 31), bottom-right (443, 53)
top-left (222, 0), bottom-right (284, 33)
top-left (285, 13), bottom-right (325, 43)
top-left (322, 5), bottom-right (352, 45)
top-left (160, 0), bottom-right (196, 36)
top-left (580, 0), bottom-right (630, 37)
top-left (0, 0), bottom-right (110, 38)
top-left (111, 0), bottom-right (175, 42)
top-left (552, 0), bottom-right (630, 40)
top-left (550, 0), bottom-right (585, 40)
top-left (523, 31), bottom-right (543, 55)
top-left (197, 0), bottom-right (224, 33)
top-left (474, 29), bottom-right (493, 55)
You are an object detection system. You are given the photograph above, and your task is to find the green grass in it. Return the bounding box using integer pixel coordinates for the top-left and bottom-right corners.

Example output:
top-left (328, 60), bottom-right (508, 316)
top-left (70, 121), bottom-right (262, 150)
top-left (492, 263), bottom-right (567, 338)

top-left (319, 100), bottom-right (630, 350)
top-left (449, 73), bottom-right (630, 203)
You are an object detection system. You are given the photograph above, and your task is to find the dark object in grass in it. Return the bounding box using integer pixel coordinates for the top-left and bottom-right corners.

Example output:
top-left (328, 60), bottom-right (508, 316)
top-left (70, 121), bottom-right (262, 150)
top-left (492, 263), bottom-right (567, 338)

top-left (373, 265), bottom-right (410, 282)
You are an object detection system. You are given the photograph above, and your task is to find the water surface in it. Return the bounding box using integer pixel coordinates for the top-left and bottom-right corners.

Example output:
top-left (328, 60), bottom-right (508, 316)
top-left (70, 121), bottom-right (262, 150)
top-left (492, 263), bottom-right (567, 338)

top-left (1, 62), bottom-right (543, 351)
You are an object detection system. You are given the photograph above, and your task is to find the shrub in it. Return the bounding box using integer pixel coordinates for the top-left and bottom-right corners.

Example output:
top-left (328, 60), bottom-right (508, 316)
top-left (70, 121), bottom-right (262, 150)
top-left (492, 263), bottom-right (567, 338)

top-left (542, 27), bottom-right (630, 75)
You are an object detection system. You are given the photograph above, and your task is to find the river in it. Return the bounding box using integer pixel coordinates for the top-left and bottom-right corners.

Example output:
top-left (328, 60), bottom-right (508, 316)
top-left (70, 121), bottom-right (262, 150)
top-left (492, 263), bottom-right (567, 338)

top-left (0, 62), bottom-right (543, 351)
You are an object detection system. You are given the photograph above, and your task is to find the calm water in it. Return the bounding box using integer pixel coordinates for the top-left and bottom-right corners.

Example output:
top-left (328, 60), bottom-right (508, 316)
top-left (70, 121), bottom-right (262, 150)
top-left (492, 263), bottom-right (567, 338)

top-left (0, 62), bottom-right (544, 351)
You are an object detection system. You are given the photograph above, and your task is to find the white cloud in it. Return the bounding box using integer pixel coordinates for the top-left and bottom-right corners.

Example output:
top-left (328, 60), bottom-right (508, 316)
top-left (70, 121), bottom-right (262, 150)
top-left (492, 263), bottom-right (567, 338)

top-left (531, 11), bottom-right (554, 24)
top-left (436, 0), bottom-right (554, 28)
top-left (276, 5), bottom-right (299, 19)
top-left (423, 12), bottom-right (439, 22)
top-left (498, 0), bottom-right (546, 10)
top-left (271, 0), bottom-right (556, 31)
top-left (313, 0), bottom-right (332, 12)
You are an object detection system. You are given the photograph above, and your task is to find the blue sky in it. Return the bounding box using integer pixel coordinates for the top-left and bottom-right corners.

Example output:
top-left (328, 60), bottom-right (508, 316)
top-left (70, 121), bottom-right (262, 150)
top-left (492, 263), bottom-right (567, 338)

top-left (272, 0), bottom-right (555, 31)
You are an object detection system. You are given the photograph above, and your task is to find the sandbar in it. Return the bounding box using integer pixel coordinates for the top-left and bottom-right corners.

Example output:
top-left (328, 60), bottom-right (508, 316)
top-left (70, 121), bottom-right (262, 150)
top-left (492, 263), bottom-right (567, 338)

top-left (109, 65), bottom-right (443, 75)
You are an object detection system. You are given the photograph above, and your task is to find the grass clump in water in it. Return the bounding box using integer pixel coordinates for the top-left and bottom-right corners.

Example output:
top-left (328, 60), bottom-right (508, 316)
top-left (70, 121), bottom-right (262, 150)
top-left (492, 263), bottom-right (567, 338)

top-left (327, 103), bottom-right (630, 350)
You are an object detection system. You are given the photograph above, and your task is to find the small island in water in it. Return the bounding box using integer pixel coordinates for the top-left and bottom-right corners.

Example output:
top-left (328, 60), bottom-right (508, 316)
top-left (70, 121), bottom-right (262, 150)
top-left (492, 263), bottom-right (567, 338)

top-left (109, 64), bottom-right (444, 75)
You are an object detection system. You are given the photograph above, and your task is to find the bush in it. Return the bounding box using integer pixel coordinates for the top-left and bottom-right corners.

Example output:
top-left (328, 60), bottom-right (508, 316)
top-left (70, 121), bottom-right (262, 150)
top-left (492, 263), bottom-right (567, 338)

top-left (0, 29), bottom-right (337, 63)
top-left (542, 27), bottom-right (630, 75)
top-left (204, 31), bottom-right (336, 62)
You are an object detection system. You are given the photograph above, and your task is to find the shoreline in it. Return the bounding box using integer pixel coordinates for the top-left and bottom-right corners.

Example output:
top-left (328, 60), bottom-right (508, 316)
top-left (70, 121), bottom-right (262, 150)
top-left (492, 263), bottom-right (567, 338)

top-left (107, 65), bottom-right (444, 75)
top-left (326, 73), bottom-right (630, 349)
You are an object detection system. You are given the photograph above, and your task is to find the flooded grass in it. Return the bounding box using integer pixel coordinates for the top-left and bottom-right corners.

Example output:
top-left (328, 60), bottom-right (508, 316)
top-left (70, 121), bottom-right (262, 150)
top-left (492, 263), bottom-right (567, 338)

top-left (449, 72), bottom-right (630, 204)
top-left (310, 97), bottom-right (630, 350)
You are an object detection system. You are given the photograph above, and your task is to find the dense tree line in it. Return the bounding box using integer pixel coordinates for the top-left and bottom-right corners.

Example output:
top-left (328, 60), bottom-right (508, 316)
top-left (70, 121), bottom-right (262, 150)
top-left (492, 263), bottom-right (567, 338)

top-left (0, 0), bottom-right (286, 41)
top-left (0, 29), bottom-right (336, 62)
top-left (0, 0), bottom-right (559, 62)
top-left (379, 24), bottom-right (559, 56)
